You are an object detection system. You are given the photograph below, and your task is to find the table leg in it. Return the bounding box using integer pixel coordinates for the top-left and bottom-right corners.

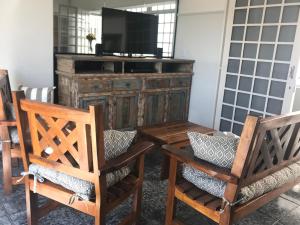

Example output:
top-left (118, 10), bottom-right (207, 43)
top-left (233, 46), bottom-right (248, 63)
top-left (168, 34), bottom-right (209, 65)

top-left (160, 154), bottom-right (170, 180)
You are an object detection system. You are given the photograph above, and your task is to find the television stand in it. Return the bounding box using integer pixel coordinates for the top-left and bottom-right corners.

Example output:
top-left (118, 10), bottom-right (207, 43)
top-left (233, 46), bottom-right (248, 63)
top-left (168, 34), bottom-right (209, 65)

top-left (55, 54), bottom-right (194, 130)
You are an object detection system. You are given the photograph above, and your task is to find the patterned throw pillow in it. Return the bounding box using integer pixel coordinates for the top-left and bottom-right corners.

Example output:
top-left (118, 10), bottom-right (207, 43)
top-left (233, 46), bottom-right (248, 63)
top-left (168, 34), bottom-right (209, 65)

top-left (19, 85), bottom-right (55, 103)
top-left (182, 164), bottom-right (226, 198)
top-left (187, 132), bottom-right (240, 169)
top-left (104, 130), bottom-right (137, 160)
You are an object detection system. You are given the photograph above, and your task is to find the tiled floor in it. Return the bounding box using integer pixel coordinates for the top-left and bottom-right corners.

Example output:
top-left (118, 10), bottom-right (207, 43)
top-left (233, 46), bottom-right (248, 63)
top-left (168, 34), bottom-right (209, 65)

top-left (1, 152), bottom-right (300, 225)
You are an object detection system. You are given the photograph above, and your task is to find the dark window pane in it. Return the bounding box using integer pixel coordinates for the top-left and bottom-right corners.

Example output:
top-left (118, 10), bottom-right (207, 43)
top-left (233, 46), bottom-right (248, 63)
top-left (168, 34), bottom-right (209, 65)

top-left (266, 98), bottom-right (283, 114)
top-left (239, 76), bottom-right (253, 91)
top-left (225, 75), bottom-right (238, 89)
top-left (220, 119), bottom-right (232, 131)
top-left (269, 81), bottom-right (286, 98)
top-left (223, 90), bottom-right (236, 104)
top-left (251, 95), bottom-right (266, 111)
top-left (236, 92), bottom-right (251, 107)
top-left (222, 105), bottom-right (234, 119)
top-left (253, 78), bottom-right (269, 94)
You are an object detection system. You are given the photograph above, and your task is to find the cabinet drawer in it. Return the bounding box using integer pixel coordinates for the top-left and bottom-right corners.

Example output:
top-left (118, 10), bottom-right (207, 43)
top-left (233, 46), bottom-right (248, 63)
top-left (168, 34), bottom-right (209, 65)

top-left (78, 80), bottom-right (112, 93)
top-left (171, 77), bottom-right (191, 88)
top-left (145, 79), bottom-right (170, 89)
top-left (112, 79), bottom-right (141, 91)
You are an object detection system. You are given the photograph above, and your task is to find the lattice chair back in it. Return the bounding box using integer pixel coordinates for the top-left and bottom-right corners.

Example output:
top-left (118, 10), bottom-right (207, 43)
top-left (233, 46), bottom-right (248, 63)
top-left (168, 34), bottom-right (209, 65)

top-left (13, 91), bottom-right (105, 181)
top-left (232, 113), bottom-right (300, 187)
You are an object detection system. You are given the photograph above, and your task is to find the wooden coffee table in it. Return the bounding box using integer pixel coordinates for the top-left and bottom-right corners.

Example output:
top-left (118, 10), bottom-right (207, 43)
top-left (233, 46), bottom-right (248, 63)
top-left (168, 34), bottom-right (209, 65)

top-left (139, 121), bottom-right (215, 179)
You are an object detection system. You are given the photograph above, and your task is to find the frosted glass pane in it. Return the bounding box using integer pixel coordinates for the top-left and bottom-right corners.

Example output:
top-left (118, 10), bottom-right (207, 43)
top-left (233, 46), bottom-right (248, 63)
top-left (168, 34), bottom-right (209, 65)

top-left (266, 98), bottom-right (282, 114)
top-left (241, 60), bottom-right (256, 75)
top-left (239, 76), bottom-right (253, 91)
top-left (232, 26), bottom-right (245, 40)
top-left (264, 7), bottom-right (281, 23)
top-left (236, 92), bottom-right (251, 107)
top-left (243, 43), bottom-right (258, 58)
top-left (225, 75), bottom-right (238, 89)
top-left (279, 25), bottom-right (297, 42)
top-left (246, 26), bottom-right (260, 41)
top-left (248, 8), bottom-right (264, 23)
top-left (250, 111), bottom-right (263, 117)
top-left (233, 123), bottom-right (243, 136)
top-left (285, 0), bottom-right (300, 3)
top-left (282, 6), bottom-right (300, 23)
top-left (258, 44), bottom-right (275, 60)
top-left (267, 0), bottom-right (282, 4)
top-left (234, 9), bottom-right (248, 24)
top-left (236, 0), bottom-right (249, 7)
top-left (234, 108), bottom-right (248, 122)
top-left (223, 90), bottom-right (236, 104)
top-left (222, 105), bottom-right (234, 119)
top-left (230, 43), bottom-right (243, 57)
top-left (272, 63), bottom-right (290, 80)
top-left (253, 78), bottom-right (269, 94)
top-left (220, 120), bottom-right (231, 131)
top-left (256, 62), bottom-right (272, 77)
top-left (275, 45), bottom-right (293, 61)
top-left (261, 26), bottom-right (278, 42)
top-left (250, 0), bottom-right (265, 5)
top-left (269, 81), bottom-right (286, 97)
top-left (227, 59), bottom-right (240, 73)
top-left (251, 95), bottom-right (266, 111)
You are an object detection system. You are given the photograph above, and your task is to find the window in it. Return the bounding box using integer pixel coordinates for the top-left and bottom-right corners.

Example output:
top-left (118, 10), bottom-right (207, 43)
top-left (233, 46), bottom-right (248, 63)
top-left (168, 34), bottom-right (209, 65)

top-left (77, 11), bottom-right (101, 54)
top-left (56, 1), bottom-right (178, 57)
top-left (125, 2), bottom-right (177, 57)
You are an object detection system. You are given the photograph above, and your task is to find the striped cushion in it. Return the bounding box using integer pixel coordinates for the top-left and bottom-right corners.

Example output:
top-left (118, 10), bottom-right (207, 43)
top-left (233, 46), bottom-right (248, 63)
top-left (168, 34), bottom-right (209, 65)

top-left (19, 85), bottom-right (55, 103)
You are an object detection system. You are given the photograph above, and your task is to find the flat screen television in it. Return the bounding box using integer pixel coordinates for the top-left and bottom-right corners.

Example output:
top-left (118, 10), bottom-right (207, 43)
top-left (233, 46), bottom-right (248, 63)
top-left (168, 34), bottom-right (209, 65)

top-left (102, 7), bottom-right (159, 55)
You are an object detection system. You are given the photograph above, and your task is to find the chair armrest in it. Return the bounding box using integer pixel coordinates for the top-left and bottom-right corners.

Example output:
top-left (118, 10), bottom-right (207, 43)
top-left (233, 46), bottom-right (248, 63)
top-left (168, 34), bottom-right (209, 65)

top-left (101, 141), bottom-right (155, 174)
top-left (162, 144), bottom-right (239, 184)
top-left (0, 120), bottom-right (17, 127)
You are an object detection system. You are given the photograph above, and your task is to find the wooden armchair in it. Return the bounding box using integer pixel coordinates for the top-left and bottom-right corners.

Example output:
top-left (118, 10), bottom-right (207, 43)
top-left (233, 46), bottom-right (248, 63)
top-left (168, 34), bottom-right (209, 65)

top-left (12, 91), bottom-right (154, 225)
top-left (0, 69), bottom-right (23, 194)
top-left (163, 113), bottom-right (300, 225)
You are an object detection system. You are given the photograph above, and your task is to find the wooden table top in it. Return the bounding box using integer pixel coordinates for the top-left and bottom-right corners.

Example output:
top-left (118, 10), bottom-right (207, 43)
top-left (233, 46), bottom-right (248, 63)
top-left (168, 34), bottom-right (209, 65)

top-left (139, 121), bottom-right (215, 145)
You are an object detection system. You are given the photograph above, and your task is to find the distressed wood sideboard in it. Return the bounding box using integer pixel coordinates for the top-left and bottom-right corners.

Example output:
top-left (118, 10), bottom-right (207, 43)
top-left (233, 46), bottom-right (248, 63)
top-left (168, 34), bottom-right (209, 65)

top-left (56, 54), bottom-right (194, 130)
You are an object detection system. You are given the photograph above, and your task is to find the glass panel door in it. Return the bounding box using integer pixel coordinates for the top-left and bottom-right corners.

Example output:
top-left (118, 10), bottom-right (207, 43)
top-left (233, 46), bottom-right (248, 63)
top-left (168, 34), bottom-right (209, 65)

top-left (215, 0), bottom-right (300, 135)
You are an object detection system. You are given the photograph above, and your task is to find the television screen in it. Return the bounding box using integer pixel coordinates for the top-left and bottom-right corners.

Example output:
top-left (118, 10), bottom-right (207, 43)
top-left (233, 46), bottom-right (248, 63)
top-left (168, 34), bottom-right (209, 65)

top-left (102, 8), bottom-right (158, 55)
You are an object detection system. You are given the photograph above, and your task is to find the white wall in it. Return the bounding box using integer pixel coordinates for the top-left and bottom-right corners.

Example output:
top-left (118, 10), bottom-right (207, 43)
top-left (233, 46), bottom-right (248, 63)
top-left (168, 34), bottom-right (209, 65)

top-left (175, 0), bottom-right (227, 127)
top-left (0, 0), bottom-right (53, 90)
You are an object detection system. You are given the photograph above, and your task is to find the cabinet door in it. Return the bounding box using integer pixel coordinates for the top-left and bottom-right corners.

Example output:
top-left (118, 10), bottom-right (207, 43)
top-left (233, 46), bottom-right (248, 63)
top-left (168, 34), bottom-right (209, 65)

top-left (167, 90), bottom-right (189, 122)
top-left (79, 96), bottom-right (110, 129)
top-left (143, 92), bottom-right (166, 126)
top-left (112, 94), bottom-right (139, 130)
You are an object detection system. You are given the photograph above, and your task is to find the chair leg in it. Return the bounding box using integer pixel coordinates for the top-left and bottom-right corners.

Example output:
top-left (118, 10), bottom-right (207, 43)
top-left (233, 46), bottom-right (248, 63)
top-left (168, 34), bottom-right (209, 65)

top-left (165, 158), bottom-right (178, 225)
top-left (95, 208), bottom-right (105, 225)
top-left (132, 154), bottom-right (145, 225)
top-left (219, 207), bottom-right (232, 225)
top-left (25, 182), bottom-right (39, 225)
top-left (2, 142), bottom-right (12, 194)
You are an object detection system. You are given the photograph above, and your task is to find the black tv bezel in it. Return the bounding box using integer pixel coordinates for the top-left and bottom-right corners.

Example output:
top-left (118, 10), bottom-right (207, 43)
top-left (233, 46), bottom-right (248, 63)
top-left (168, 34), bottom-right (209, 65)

top-left (101, 7), bottom-right (159, 55)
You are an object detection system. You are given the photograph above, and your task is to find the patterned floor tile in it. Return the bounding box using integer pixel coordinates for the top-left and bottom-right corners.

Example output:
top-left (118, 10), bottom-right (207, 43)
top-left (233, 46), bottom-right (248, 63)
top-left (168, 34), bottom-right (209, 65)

top-left (258, 197), bottom-right (299, 220)
top-left (279, 206), bottom-right (300, 225)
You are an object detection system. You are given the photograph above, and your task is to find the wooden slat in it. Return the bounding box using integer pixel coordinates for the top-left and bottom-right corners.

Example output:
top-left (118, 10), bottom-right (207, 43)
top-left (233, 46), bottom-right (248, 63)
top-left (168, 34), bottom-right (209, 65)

top-left (29, 179), bottom-right (96, 216)
top-left (174, 187), bottom-right (220, 223)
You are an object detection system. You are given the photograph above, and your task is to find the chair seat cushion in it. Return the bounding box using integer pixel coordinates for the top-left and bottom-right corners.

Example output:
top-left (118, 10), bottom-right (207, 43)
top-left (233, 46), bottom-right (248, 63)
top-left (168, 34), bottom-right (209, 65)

top-left (188, 132), bottom-right (240, 169)
top-left (29, 164), bottom-right (131, 201)
top-left (182, 160), bottom-right (300, 204)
